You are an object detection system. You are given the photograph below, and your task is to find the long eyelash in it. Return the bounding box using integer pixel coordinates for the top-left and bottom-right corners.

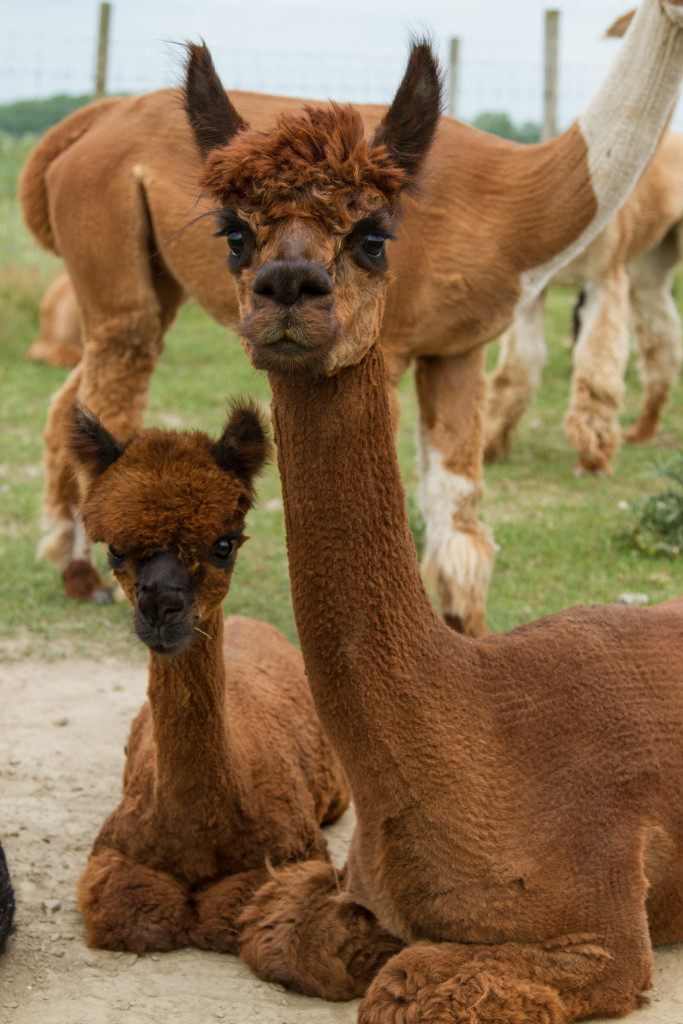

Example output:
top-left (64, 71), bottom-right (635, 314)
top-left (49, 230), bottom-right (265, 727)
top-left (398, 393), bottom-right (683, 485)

top-left (214, 212), bottom-right (251, 239)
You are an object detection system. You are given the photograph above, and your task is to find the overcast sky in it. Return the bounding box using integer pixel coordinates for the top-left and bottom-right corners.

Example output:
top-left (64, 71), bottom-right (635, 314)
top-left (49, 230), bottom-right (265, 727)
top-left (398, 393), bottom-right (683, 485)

top-left (5, 1), bottom-right (679, 131)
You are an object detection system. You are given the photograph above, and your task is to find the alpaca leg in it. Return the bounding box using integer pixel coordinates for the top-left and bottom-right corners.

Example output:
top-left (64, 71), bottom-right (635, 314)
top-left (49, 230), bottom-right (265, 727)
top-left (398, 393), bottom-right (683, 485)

top-left (563, 266), bottom-right (630, 475)
top-left (359, 926), bottom-right (652, 1024)
top-left (190, 867), bottom-right (271, 953)
top-left (484, 292), bottom-right (547, 461)
top-left (415, 347), bottom-right (495, 637)
top-left (78, 848), bottom-right (194, 953)
top-left (239, 861), bottom-right (404, 1000)
top-left (27, 271), bottom-right (83, 369)
top-left (624, 257), bottom-right (682, 443)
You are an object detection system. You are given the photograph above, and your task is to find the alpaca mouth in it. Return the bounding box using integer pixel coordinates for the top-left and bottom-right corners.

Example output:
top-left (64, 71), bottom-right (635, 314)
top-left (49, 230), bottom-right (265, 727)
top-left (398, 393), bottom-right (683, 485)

top-left (242, 310), bottom-right (340, 377)
top-left (135, 615), bottom-right (193, 657)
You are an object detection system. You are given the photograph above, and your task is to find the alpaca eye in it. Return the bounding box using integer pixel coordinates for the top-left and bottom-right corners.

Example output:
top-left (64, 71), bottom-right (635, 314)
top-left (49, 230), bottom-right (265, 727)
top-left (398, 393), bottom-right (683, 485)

top-left (362, 234), bottom-right (385, 258)
top-left (227, 231), bottom-right (244, 257)
top-left (108, 544), bottom-right (126, 568)
top-left (210, 537), bottom-right (235, 565)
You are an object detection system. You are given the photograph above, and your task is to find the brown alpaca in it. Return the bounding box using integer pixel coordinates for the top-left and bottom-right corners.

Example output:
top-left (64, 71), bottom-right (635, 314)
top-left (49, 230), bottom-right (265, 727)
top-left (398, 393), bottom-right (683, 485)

top-left (184, 40), bottom-right (683, 1024)
top-left (484, 133), bottom-right (683, 473)
top-left (68, 404), bottom-right (349, 954)
top-left (19, 0), bottom-right (683, 636)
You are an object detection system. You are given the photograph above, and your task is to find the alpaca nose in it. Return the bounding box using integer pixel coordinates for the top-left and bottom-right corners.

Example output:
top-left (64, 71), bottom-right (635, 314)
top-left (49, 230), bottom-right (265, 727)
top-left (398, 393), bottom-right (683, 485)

top-left (137, 584), bottom-right (188, 625)
top-left (252, 259), bottom-right (333, 306)
top-left (136, 550), bottom-right (191, 626)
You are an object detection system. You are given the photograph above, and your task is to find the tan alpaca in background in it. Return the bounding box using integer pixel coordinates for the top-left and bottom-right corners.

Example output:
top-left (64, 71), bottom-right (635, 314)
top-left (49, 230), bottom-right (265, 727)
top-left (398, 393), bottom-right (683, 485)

top-left (183, 40), bottom-right (683, 1024)
top-left (69, 404), bottom-right (349, 953)
top-left (19, 0), bottom-right (683, 636)
top-left (485, 123), bottom-right (683, 470)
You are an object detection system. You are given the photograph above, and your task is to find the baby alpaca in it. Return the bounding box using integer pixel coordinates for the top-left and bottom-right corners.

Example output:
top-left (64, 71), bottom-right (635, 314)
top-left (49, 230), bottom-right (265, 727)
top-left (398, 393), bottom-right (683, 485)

top-left (69, 403), bottom-right (349, 954)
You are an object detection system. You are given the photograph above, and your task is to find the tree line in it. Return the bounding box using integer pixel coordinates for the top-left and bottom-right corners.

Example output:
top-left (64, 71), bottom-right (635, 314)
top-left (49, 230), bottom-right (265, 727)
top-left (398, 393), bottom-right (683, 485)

top-left (0, 95), bottom-right (541, 144)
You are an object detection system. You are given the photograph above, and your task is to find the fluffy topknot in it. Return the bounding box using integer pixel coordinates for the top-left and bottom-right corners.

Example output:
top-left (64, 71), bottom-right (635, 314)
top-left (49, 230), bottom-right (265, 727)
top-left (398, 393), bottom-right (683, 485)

top-left (200, 103), bottom-right (406, 231)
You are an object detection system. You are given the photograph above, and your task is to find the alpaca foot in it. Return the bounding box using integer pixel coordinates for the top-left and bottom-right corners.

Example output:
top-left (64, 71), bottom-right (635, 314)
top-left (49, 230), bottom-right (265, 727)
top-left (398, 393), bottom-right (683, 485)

top-left (78, 849), bottom-right (193, 953)
top-left (623, 421), bottom-right (657, 444)
top-left (27, 337), bottom-right (82, 369)
top-left (564, 408), bottom-right (619, 479)
top-left (358, 944), bottom-right (570, 1024)
top-left (62, 559), bottom-right (114, 602)
top-left (239, 861), bottom-right (403, 1000)
top-left (190, 867), bottom-right (271, 953)
top-left (571, 461), bottom-right (609, 478)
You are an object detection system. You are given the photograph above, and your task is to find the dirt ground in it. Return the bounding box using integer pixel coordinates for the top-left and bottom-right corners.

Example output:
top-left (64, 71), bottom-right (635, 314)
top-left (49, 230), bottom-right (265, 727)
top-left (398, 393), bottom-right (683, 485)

top-left (1, 652), bottom-right (682, 1024)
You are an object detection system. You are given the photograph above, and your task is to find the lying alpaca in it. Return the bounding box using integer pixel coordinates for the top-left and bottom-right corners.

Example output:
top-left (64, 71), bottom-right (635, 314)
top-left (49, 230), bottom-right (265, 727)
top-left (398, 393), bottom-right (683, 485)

top-left (68, 404), bottom-right (349, 953)
top-left (185, 40), bottom-right (683, 1024)
top-left (0, 840), bottom-right (15, 953)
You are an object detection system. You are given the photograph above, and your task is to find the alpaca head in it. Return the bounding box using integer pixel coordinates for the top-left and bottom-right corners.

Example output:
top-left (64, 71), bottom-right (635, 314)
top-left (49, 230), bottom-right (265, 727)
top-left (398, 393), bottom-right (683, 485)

top-left (184, 40), bottom-right (443, 378)
top-left (69, 403), bottom-right (271, 655)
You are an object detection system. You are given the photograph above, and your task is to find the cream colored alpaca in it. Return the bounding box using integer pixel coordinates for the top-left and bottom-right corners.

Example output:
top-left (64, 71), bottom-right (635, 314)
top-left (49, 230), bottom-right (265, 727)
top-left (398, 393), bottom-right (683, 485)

top-left (485, 132), bottom-right (683, 473)
top-left (19, 0), bottom-right (683, 634)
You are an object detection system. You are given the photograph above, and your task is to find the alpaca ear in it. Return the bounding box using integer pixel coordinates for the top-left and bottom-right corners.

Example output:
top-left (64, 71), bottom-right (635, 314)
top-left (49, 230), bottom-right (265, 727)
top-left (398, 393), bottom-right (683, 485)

top-left (69, 405), bottom-right (126, 482)
top-left (184, 42), bottom-right (249, 157)
top-left (213, 400), bottom-right (272, 491)
top-left (371, 39), bottom-right (443, 187)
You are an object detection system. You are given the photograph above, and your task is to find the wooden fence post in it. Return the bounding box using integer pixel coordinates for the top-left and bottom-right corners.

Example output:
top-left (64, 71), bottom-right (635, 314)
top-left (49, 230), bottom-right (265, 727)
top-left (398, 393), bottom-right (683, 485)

top-left (94, 2), bottom-right (111, 100)
top-left (542, 9), bottom-right (559, 141)
top-left (448, 37), bottom-right (460, 119)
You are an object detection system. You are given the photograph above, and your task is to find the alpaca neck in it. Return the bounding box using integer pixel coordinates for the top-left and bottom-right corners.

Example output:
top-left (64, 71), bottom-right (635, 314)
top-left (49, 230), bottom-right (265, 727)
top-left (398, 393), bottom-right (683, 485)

top-left (521, 0), bottom-right (683, 303)
top-left (269, 344), bottom-right (465, 790)
top-left (146, 608), bottom-right (242, 817)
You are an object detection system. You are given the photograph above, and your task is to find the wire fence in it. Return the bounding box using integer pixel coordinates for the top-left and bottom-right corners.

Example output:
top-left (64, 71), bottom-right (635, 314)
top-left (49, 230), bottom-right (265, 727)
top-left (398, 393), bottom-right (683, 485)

top-left (1, 24), bottom-right (681, 272)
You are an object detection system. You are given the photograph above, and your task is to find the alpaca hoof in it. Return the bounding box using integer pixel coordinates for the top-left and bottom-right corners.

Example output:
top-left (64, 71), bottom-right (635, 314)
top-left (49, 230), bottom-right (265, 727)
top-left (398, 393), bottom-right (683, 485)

top-left (623, 425), bottom-right (656, 445)
top-left (62, 560), bottom-right (114, 602)
top-left (572, 462), bottom-right (608, 478)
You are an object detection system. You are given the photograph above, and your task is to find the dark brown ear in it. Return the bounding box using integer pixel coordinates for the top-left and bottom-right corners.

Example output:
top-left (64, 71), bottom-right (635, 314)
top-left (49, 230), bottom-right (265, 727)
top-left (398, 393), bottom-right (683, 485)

top-left (371, 38), bottom-right (443, 187)
top-left (69, 405), bottom-right (126, 482)
top-left (184, 42), bottom-right (249, 157)
top-left (213, 400), bottom-right (272, 491)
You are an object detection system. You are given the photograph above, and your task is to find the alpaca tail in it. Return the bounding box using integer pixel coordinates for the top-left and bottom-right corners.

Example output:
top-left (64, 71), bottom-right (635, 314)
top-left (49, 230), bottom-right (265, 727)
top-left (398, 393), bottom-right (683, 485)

top-left (17, 96), bottom-right (121, 254)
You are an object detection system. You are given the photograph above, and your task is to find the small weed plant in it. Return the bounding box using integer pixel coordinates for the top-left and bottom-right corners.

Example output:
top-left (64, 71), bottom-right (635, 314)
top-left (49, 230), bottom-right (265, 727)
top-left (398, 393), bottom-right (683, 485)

top-left (626, 452), bottom-right (683, 558)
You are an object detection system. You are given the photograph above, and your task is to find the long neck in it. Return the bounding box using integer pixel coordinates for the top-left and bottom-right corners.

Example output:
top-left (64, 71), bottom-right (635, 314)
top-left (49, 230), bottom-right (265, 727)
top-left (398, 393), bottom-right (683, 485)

top-left (520, 0), bottom-right (683, 303)
top-left (146, 608), bottom-right (242, 815)
top-left (269, 344), bottom-right (458, 773)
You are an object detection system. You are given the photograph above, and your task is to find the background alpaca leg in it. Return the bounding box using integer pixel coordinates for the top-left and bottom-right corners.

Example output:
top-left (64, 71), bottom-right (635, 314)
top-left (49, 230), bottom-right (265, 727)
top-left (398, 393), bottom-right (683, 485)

top-left (78, 848), bottom-right (194, 954)
top-left (40, 256), bottom-right (183, 600)
top-left (624, 246), bottom-right (682, 443)
top-left (27, 271), bottom-right (83, 369)
top-left (563, 263), bottom-right (630, 475)
top-left (190, 867), bottom-right (272, 953)
top-left (358, 921), bottom-right (652, 1024)
top-left (239, 861), bottom-right (404, 1000)
top-left (484, 292), bottom-right (547, 461)
top-left (415, 347), bottom-right (495, 637)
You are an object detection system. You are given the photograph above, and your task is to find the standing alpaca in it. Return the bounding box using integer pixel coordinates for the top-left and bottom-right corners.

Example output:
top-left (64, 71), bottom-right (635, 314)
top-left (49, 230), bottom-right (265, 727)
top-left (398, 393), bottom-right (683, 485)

top-left (185, 41), bottom-right (683, 1024)
top-left (19, 0), bottom-right (683, 636)
top-left (68, 404), bottom-right (349, 953)
top-left (0, 840), bottom-right (15, 953)
top-left (484, 130), bottom-right (683, 472)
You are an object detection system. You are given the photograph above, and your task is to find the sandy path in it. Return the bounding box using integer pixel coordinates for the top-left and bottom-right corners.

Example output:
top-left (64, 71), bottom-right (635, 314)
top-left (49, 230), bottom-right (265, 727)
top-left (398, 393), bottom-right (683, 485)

top-left (1, 654), bottom-right (681, 1024)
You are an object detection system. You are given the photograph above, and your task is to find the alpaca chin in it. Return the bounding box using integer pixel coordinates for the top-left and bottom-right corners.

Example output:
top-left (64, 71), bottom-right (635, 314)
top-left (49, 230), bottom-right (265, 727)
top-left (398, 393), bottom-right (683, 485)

top-left (241, 308), bottom-right (341, 378)
top-left (134, 615), bottom-right (194, 657)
